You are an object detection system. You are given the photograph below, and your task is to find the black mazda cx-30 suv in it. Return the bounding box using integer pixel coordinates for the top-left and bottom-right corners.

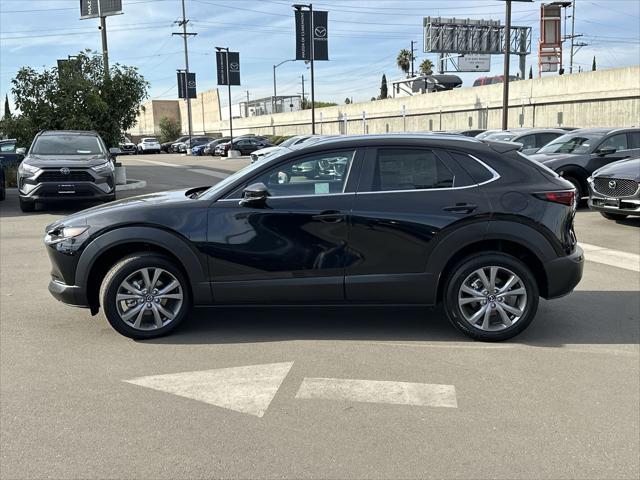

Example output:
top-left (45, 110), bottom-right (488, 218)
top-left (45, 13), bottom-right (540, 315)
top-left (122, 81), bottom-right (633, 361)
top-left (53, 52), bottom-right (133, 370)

top-left (18, 130), bottom-right (117, 212)
top-left (44, 134), bottom-right (584, 341)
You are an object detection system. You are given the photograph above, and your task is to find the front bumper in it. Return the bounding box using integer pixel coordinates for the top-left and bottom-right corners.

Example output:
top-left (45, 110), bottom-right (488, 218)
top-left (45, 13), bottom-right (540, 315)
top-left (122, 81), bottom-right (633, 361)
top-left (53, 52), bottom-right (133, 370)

top-left (543, 245), bottom-right (584, 299)
top-left (48, 279), bottom-right (89, 308)
top-left (588, 194), bottom-right (640, 216)
top-left (19, 170), bottom-right (115, 202)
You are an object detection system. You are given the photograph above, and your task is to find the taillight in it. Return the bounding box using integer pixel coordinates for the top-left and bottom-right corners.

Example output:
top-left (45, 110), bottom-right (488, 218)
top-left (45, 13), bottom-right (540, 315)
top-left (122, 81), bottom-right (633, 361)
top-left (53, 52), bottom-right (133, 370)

top-left (534, 190), bottom-right (576, 207)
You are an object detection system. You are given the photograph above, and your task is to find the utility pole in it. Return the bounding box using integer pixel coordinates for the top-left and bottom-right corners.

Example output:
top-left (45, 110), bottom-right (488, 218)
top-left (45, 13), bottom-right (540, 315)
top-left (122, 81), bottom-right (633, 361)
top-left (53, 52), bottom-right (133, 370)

top-left (245, 91), bottom-right (250, 117)
top-left (569, 0), bottom-right (576, 73)
top-left (173, 0), bottom-right (197, 149)
top-left (502, 0), bottom-right (512, 130)
top-left (300, 74), bottom-right (306, 109)
top-left (410, 40), bottom-right (416, 77)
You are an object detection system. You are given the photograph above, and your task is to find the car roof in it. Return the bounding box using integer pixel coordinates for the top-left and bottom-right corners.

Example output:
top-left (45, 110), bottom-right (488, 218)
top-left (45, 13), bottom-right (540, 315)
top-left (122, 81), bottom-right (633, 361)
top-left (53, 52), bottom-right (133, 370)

top-left (295, 134), bottom-right (490, 153)
top-left (569, 127), bottom-right (639, 135)
top-left (40, 130), bottom-right (99, 136)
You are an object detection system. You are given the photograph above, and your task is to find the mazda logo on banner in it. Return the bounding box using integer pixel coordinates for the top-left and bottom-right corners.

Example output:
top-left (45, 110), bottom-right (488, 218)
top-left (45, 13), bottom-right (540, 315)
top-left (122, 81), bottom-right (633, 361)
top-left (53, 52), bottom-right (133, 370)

top-left (295, 10), bottom-right (329, 61)
top-left (79, 0), bottom-right (123, 20)
top-left (177, 72), bottom-right (197, 99)
top-left (216, 51), bottom-right (241, 86)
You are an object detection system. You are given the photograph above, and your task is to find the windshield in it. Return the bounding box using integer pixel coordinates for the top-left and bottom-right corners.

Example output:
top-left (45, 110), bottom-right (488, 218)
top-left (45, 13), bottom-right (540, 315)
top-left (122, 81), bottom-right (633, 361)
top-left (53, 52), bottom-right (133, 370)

top-left (31, 135), bottom-right (104, 155)
top-left (201, 160), bottom-right (267, 199)
top-left (537, 133), bottom-right (602, 154)
top-left (280, 136), bottom-right (307, 148)
top-left (143, 138), bottom-right (158, 143)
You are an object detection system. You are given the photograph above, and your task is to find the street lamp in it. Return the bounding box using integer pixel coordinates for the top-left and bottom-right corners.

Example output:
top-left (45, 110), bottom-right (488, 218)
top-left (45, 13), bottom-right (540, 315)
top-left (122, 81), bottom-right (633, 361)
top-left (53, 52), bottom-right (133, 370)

top-left (273, 59), bottom-right (296, 114)
top-left (215, 46), bottom-right (233, 146)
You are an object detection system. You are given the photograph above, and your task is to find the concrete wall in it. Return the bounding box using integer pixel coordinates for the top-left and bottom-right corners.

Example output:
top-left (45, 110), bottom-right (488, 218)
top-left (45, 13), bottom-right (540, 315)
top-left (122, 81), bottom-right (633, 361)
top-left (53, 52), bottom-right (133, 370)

top-left (178, 89), bottom-right (222, 135)
top-left (129, 100), bottom-right (182, 137)
top-left (210, 65), bottom-right (640, 136)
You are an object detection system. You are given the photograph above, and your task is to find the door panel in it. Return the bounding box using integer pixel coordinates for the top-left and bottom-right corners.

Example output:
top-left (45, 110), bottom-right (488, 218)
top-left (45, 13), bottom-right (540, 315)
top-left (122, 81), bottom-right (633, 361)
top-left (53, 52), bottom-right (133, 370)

top-left (345, 148), bottom-right (491, 303)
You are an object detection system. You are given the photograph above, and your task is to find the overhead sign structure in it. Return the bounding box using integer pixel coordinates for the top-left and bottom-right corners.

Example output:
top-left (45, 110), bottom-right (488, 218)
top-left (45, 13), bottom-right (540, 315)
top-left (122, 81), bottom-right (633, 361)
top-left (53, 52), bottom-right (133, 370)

top-left (79, 0), bottom-right (122, 19)
top-left (538, 3), bottom-right (563, 75)
top-left (177, 71), bottom-right (197, 99)
top-left (295, 9), bottom-right (329, 61)
top-left (216, 51), bottom-right (241, 86)
top-left (457, 54), bottom-right (491, 72)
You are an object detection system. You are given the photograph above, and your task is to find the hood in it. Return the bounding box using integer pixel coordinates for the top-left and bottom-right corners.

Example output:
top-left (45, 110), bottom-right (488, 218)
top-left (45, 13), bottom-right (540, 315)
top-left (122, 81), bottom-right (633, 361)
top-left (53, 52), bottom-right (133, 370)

top-left (24, 154), bottom-right (109, 168)
top-left (527, 152), bottom-right (588, 164)
top-left (254, 146), bottom-right (281, 156)
top-left (593, 158), bottom-right (640, 180)
top-left (48, 187), bottom-right (208, 231)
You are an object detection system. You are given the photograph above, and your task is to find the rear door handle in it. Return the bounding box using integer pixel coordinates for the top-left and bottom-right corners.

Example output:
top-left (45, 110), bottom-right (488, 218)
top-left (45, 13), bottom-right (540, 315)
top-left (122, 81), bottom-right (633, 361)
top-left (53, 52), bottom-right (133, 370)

top-left (312, 210), bottom-right (344, 223)
top-left (443, 203), bottom-right (478, 214)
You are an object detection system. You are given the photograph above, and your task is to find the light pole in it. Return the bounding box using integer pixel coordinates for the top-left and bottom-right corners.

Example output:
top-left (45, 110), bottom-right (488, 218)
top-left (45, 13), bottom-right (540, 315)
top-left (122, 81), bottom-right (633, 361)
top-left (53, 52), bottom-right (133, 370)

top-left (273, 59), bottom-right (296, 114)
top-left (173, 0), bottom-right (197, 149)
top-left (293, 4), bottom-right (316, 134)
top-left (215, 47), bottom-right (233, 146)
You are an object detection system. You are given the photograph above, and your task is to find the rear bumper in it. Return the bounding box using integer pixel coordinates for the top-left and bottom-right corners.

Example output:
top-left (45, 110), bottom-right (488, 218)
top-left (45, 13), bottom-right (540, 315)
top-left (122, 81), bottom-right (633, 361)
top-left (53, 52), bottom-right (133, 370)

top-left (48, 279), bottom-right (89, 308)
top-left (543, 245), bottom-right (584, 299)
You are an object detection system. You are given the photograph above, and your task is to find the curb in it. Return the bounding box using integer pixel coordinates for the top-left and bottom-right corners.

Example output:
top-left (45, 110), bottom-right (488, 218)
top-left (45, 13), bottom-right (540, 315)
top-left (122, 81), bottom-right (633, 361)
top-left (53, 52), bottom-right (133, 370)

top-left (116, 179), bottom-right (147, 191)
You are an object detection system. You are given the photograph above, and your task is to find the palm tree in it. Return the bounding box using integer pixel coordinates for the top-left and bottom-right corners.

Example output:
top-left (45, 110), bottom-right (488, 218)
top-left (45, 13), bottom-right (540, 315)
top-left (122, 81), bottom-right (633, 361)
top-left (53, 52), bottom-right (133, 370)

top-left (419, 59), bottom-right (434, 76)
top-left (396, 49), bottom-right (412, 77)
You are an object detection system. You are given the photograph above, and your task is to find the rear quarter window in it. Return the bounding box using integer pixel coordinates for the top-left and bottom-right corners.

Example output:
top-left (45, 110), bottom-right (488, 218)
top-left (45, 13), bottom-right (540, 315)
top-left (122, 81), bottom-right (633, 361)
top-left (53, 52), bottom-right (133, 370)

top-left (449, 152), bottom-right (495, 184)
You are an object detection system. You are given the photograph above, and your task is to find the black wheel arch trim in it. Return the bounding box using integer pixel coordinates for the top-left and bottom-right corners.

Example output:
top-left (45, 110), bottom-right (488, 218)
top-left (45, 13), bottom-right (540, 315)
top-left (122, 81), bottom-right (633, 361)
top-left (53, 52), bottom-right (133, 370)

top-left (75, 226), bottom-right (211, 305)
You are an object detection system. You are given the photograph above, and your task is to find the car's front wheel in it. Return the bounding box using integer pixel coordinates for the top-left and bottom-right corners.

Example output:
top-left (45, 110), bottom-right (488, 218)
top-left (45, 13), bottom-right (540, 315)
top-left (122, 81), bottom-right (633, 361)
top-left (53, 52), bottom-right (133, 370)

top-left (99, 253), bottom-right (191, 339)
top-left (19, 198), bottom-right (35, 212)
top-left (443, 253), bottom-right (539, 341)
top-left (600, 211), bottom-right (627, 221)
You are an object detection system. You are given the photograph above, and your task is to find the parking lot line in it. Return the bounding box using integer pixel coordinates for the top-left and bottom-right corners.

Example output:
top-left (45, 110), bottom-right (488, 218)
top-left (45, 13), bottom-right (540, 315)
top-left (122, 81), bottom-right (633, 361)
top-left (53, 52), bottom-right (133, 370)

top-left (580, 242), bottom-right (640, 272)
top-left (296, 378), bottom-right (458, 408)
top-left (188, 168), bottom-right (230, 179)
top-left (130, 158), bottom-right (184, 168)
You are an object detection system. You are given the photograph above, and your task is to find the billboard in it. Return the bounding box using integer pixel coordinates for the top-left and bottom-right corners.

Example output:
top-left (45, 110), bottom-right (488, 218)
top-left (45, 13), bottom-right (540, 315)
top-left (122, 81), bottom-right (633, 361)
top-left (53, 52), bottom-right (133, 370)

top-left (295, 10), bottom-right (329, 61)
top-left (424, 17), bottom-right (530, 56)
top-left (216, 51), bottom-right (241, 86)
top-left (538, 3), bottom-right (563, 75)
top-left (80, 0), bottom-right (122, 19)
top-left (177, 72), bottom-right (197, 99)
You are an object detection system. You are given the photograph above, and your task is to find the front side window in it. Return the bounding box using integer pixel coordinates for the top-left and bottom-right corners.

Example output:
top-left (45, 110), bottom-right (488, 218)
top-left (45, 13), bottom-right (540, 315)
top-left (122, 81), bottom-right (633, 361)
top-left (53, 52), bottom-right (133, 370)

top-left (537, 133), bottom-right (602, 154)
top-left (598, 134), bottom-right (628, 152)
top-left (31, 135), bottom-right (104, 155)
top-left (0, 143), bottom-right (16, 153)
top-left (370, 149), bottom-right (454, 191)
top-left (248, 150), bottom-right (355, 197)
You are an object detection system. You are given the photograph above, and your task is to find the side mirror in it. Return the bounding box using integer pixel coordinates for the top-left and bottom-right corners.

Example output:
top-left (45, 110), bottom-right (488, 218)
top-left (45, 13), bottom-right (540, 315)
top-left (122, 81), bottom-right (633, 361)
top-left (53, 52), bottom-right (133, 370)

top-left (109, 147), bottom-right (121, 157)
top-left (240, 182), bottom-right (269, 206)
top-left (16, 147), bottom-right (26, 156)
top-left (596, 146), bottom-right (616, 156)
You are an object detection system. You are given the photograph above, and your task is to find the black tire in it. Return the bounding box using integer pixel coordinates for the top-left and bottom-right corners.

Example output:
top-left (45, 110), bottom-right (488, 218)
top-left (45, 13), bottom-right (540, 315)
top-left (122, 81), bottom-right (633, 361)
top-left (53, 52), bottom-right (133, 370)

top-left (563, 175), bottom-right (584, 202)
top-left (99, 253), bottom-right (191, 339)
top-left (600, 211), bottom-right (627, 221)
top-left (443, 252), bottom-right (540, 342)
top-left (19, 197), bottom-right (35, 212)
top-left (0, 183), bottom-right (5, 201)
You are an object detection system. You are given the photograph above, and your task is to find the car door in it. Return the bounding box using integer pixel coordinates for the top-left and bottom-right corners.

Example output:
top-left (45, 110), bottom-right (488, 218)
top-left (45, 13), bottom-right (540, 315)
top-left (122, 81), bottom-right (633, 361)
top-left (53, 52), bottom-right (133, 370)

top-left (0, 141), bottom-right (20, 167)
top-left (345, 146), bottom-right (492, 304)
top-left (589, 132), bottom-right (639, 172)
top-left (205, 148), bottom-right (361, 303)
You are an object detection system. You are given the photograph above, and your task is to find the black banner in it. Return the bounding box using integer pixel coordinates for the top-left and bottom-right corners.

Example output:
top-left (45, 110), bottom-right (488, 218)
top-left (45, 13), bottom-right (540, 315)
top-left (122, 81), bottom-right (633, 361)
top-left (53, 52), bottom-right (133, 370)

top-left (177, 72), bottom-right (197, 99)
top-left (79, 0), bottom-right (122, 19)
top-left (216, 51), bottom-right (241, 86)
top-left (295, 10), bottom-right (328, 61)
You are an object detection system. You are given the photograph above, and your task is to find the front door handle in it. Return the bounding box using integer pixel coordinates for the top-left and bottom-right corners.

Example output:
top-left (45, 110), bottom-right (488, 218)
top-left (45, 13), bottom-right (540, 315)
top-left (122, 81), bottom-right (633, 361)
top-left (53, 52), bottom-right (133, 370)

top-left (312, 210), bottom-right (344, 223)
top-left (443, 203), bottom-right (478, 214)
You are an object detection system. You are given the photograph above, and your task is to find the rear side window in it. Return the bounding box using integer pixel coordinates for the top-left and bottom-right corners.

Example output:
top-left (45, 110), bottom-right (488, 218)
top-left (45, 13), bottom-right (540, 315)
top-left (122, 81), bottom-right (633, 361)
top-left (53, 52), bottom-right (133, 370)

top-left (516, 134), bottom-right (536, 149)
top-left (627, 131), bottom-right (640, 149)
top-left (537, 132), bottom-right (562, 147)
top-left (371, 149), bottom-right (454, 191)
top-left (449, 152), bottom-right (495, 184)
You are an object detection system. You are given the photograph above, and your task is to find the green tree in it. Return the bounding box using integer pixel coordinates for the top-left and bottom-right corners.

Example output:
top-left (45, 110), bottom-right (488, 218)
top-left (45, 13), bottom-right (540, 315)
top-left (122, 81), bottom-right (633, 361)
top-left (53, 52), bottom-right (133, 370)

top-left (3, 95), bottom-right (9, 119)
top-left (396, 49), bottom-right (412, 77)
top-left (344, 97), bottom-right (351, 104)
top-left (592, 56), bottom-right (597, 71)
top-left (529, 66), bottom-right (533, 79)
top-left (418, 59), bottom-right (434, 76)
top-left (379, 74), bottom-right (388, 99)
top-left (2, 50), bottom-right (148, 148)
top-left (158, 116), bottom-right (182, 143)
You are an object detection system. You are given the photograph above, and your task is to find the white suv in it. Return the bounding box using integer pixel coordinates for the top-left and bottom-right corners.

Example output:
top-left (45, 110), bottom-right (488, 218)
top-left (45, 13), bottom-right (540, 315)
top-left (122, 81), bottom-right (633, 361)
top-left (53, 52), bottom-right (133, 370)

top-left (137, 138), bottom-right (161, 154)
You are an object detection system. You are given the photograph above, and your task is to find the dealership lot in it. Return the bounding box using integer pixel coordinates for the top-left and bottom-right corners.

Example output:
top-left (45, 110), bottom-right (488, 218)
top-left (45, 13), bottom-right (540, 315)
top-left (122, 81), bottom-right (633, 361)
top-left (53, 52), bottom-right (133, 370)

top-left (1, 155), bottom-right (638, 479)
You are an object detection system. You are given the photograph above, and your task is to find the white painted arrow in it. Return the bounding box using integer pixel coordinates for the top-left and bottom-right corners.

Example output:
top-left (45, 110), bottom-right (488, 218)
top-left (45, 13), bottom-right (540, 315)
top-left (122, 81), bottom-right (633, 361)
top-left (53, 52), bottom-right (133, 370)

top-left (124, 362), bottom-right (294, 417)
top-left (296, 378), bottom-right (457, 408)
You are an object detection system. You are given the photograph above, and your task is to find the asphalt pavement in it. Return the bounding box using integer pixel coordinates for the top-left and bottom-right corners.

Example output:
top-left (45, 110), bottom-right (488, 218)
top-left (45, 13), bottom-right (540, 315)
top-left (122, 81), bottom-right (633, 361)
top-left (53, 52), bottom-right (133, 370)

top-left (1, 154), bottom-right (638, 479)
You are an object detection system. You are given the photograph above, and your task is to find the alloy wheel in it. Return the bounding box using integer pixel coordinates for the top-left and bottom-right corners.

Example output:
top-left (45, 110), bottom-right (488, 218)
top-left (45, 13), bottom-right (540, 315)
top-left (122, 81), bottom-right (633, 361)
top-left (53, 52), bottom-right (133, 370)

top-left (458, 266), bottom-right (528, 331)
top-left (115, 267), bottom-right (184, 331)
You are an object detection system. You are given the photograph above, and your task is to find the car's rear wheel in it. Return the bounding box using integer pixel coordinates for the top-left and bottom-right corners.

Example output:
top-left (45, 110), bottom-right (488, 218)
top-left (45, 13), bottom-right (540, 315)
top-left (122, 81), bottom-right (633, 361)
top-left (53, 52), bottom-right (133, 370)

top-left (99, 253), bottom-right (191, 339)
top-left (19, 198), bottom-right (35, 212)
top-left (443, 253), bottom-right (539, 341)
top-left (600, 211), bottom-right (627, 221)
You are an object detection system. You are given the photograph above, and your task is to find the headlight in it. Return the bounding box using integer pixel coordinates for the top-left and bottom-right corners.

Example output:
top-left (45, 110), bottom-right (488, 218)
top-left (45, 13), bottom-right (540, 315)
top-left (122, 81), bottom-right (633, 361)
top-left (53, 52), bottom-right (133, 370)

top-left (44, 226), bottom-right (90, 245)
top-left (18, 162), bottom-right (40, 176)
top-left (587, 176), bottom-right (593, 185)
top-left (91, 162), bottom-right (114, 173)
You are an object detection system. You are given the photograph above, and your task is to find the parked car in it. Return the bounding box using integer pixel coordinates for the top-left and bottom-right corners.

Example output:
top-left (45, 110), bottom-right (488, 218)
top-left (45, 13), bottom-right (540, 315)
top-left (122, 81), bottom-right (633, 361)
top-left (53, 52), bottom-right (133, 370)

top-left (191, 137), bottom-right (222, 156)
top-left (204, 138), bottom-right (230, 156)
top-left (588, 157), bottom-right (640, 220)
top-left (173, 136), bottom-right (215, 154)
top-left (453, 129), bottom-right (486, 137)
top-left (0, 138), bottom-right (25, 201)
top-left (215, 137), bottom-right (272, 157)
top-left (44, 134), bottom-right (583, 341)
top-left (483, 129), bottom-right (566, 155)
top-left (118, 137), bottom-right (137, 155)
top-left (137, 137), bottom-right (161, 154)
top-left (17, 130), bottom-right (117, 212)
top-left (162, 136), bottom-right (189, 153)
top-left (473, 75), bottom-right (518, 87)
top-left (250, 135), bottom-right (319, 163)
top-left (528, 128), bottom-right (640, 199)
top-left (0, 160), bottom-right (5, 201)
